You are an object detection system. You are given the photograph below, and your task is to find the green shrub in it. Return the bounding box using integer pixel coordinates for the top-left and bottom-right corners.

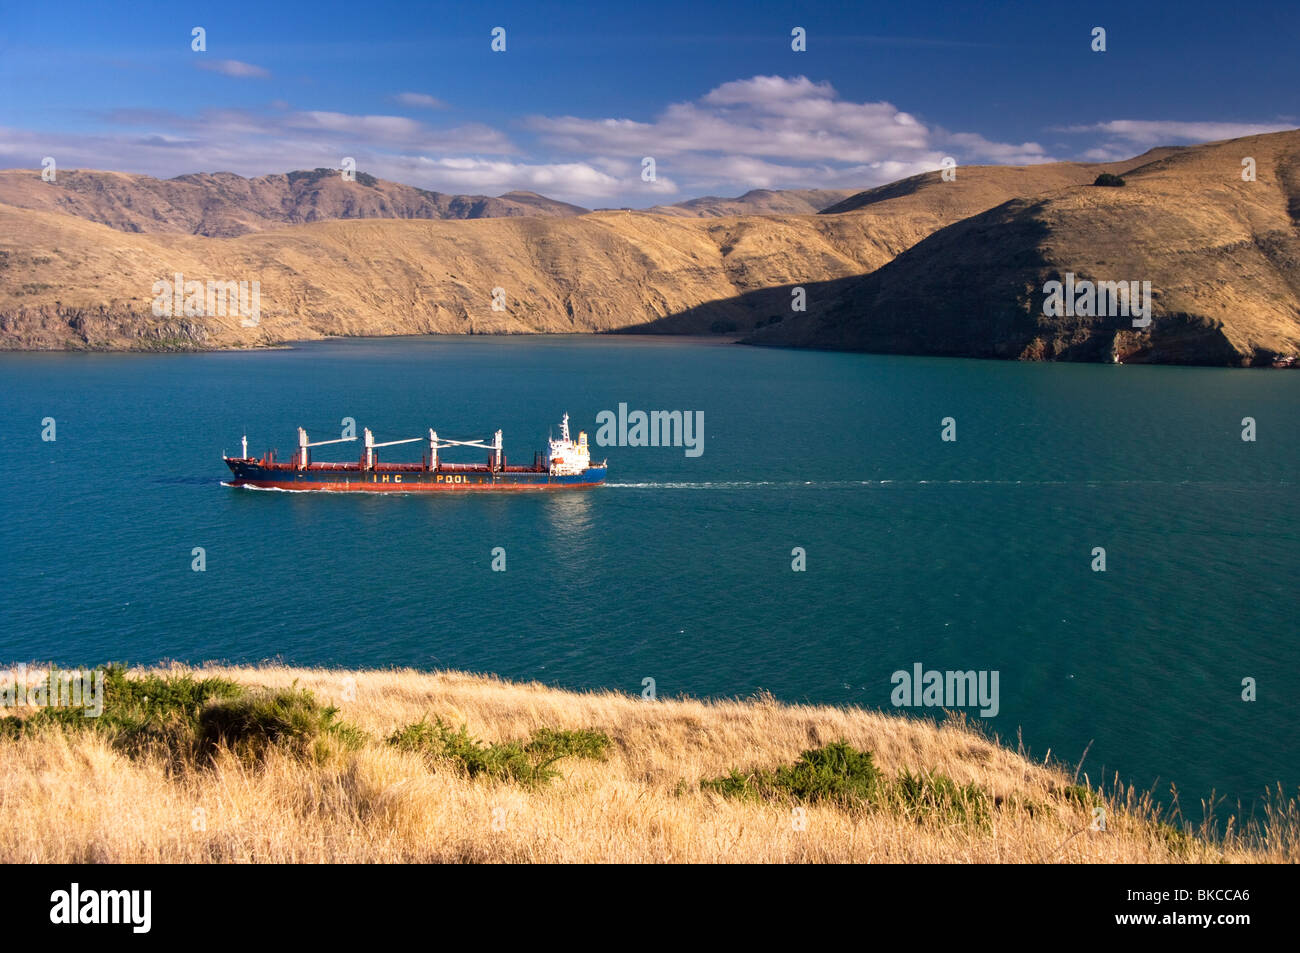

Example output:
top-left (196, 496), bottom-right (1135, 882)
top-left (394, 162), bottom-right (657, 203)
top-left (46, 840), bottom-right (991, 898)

top-left (388, 718), bottom-right (609, 787)
top-left (524, 727), bottom-right (611, 762)
top-left (197, 685), bottom-right (365, 764)
top-left (1061, 783), bottom-right (1100, 806)
top-left (8, 665), bottom-right (243, 759)
top-left (700, 768), bottom-right (757, 800)
top-left (701, 743), bottom-right (991, 827)
top-left (0, 667), bottom-right (368, 767)
top-left (701, 741), bottom-right (882, 806)
top-left (894, 769), bottom-right (991, 827)
top-left (389, 717), bottom-right (535, 782)
top-left (1093, 172), bottom-right (1126, 187)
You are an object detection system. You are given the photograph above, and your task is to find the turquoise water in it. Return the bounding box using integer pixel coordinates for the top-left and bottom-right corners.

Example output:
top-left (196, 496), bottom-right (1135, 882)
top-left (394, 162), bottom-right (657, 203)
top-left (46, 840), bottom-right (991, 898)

top-left (2, 335), bottom-right (1296, 806)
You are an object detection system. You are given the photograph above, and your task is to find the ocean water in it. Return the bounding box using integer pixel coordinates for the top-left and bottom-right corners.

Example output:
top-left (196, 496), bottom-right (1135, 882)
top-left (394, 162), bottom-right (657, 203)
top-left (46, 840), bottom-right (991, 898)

top-left (2, 335), bottom-right (1296, 806)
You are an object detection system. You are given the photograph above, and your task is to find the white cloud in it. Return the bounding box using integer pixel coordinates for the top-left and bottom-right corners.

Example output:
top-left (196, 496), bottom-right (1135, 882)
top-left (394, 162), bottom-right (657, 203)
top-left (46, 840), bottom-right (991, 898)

top-left (195, 59), bottom-right (270, 79)
top-left (943, 131), bottom-right (1050, 164)
top-left (528, 75), bottom-right (932, 164)
top-left (393, 92), bottom-right (447, 109)
top-left (8, 76), bottom-right (1289, 207)
top-left (1063, 119), bottom-right (1294, 145)
top-left (0, 122), bottom-right (616, 204)
top-left (702, 75), bottom-right (835, 107)
top-left (399, 157), bottom-right (631, 198)
top-left (1052, 119), bottom-right (1296, 170)
top-left (525, 75), bottom-right (1053, 196)
top-left (1079, 146), bottom-right (1131, 162)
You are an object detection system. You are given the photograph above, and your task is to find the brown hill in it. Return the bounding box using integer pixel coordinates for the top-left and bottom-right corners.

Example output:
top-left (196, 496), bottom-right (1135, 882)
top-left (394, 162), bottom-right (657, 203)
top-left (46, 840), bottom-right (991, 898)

top-left (748, 130), bottom-right (1300, 366)
top-left (0, 168), bottom-right (588, 238)
top-left (8, 162), bottom-right (1082, 350)
top-left (4, 134), bottom-right (1297, 361)
top-left (0, 205), bottom-right (900, 349)
top-left (819, 149), bottom-right (1180, 216)
top-left (650, 188), bottom-right (857, 217)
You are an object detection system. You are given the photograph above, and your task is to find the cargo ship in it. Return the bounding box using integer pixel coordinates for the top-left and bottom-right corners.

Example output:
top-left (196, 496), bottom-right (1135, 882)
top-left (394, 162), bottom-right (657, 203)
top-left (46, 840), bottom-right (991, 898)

top-left (223, 414), bottom-right (606, 492)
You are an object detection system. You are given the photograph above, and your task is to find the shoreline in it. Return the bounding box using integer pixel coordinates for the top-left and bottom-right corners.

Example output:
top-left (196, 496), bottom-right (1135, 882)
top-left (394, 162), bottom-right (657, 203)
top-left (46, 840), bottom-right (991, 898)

top-left (0, 330), bottom-right (747, 355)
top-left (0, 329), bottom-right (1295, 367)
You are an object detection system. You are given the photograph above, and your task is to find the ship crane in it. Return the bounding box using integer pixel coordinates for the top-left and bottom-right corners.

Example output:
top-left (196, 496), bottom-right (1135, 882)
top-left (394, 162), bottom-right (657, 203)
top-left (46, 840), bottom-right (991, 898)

top-left (362, 428), bottom-right (424, 470)
top-left (426, 429), bottom-right (504, 471)
top-left (296, 427), bottom-right (357, 469)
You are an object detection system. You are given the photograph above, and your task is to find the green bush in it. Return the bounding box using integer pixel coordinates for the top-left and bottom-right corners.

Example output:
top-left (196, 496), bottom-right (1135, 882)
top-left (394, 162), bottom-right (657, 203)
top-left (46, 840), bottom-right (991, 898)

top-left (1062, 783), bottom-right (1100, 806)
top-left (1093, 173), bottom-right (1126, 187)
top-left (701, 741), bottom-right (883, 806)
top-left (524, 727), bottom-right (611, 762)
top-left (0, 667), bottom-right (368, 766)
top-left (699, 768), bottom-right (756, 800)
top-left (7, 665), bottom-right (243, 759)
top-left (701, 742), bottom-right (991, 827)
top-left (197, 686), bottom-right (366, 764)
top-left (0, 716), bottom-right (24, 740)
top-left (389, 717), bottom-right (536, 783)
top-left (894, 769), bottom-right (991, 827)
top-left (388, 718), bottom-right (609, 787)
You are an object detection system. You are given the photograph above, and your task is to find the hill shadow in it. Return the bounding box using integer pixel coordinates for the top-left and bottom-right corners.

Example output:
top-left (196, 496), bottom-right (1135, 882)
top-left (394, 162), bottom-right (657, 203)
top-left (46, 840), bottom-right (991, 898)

top-left (609, 274), bottom-right (869, 337)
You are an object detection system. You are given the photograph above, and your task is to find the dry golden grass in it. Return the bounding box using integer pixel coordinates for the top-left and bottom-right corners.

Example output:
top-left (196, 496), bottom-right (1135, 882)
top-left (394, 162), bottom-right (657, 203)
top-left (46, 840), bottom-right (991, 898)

top-left (0, 664), bottom-right (1294, 863)
top-left (0, 145), bottom-right (1189, 351)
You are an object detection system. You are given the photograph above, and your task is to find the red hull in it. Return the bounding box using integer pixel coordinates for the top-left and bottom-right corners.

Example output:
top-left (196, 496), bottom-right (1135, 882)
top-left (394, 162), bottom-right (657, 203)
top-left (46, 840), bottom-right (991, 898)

top-left (224, 479), bottom-right (605, 492)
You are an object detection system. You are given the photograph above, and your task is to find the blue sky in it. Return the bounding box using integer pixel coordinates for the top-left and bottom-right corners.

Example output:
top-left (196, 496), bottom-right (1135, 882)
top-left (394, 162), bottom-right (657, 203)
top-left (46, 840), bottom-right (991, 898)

top-left (1, 0), bottom-right (1295, 205)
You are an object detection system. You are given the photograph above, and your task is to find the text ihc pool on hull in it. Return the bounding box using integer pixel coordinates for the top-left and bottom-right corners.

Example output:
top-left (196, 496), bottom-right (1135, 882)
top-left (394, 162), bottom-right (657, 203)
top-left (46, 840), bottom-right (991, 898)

top-left (223, 414), bottom-right (607, 492)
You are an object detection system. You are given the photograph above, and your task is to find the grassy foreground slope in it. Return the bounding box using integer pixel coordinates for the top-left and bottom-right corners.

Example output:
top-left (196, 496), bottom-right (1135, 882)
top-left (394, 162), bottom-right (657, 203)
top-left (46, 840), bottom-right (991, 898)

top-left (1, 664), bottom-right (1294, 863)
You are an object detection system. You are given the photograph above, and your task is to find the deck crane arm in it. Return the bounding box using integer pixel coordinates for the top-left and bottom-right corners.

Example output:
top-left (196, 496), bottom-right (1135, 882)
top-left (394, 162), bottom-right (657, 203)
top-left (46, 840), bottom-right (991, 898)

top-left (426, 430), bottom-right (505, 471)
top-left (362, 428), bottom-right (424, 469)
top-left (296, 427), bottom-right (358, 468)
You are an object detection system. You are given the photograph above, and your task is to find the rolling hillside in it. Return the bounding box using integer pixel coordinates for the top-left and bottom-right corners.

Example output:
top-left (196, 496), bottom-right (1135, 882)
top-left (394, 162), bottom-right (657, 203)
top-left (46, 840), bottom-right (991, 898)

top-left (749, 131), bottom-right (1300, 365)
top-left (0, 168), bottom-right (589, 238)
top-left (3, 132), bottom-right (1297, 363)
top-left (2, 663), bottom-right (1291, 862)
top-left (649, 188), bottom-right (857, 217)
